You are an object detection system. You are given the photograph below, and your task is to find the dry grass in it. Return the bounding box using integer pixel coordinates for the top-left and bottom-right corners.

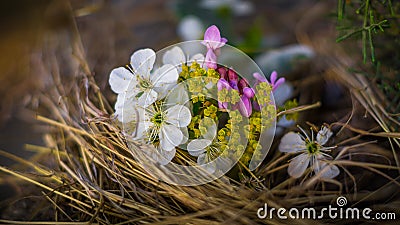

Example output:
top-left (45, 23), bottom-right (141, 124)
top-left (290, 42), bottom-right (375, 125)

top-left (0, 1), bottom-right (399, 224)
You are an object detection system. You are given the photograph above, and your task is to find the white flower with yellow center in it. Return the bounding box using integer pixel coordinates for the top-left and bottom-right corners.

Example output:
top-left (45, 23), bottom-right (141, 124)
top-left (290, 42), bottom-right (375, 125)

top-left (135, 103), bottom-right (191, 165)
top-left (187, 118), bottom-right (228, 173)
top-left (109, 48), bottom-right (179, 122)
top-left (279, 126), bottom-right (340, 179)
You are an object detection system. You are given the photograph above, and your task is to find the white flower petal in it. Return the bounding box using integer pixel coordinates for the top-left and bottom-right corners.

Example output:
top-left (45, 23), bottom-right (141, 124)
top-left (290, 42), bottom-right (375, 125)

top-left (163, 46), bottom-right (186, 66)
top-left (154, 83), bottom-right (175, 100)
top-left (288, 153), bottom-right (310, 178)
top-left (197, 154), bottom-right (216, 173)
top-left (190, 53), bottom-right (205, 64)
top-left (130, 48), bottom-right (155, 79)
top-left (180, 127), bottom-right (189, 144)
top-left (165, 83), bottom-right (190, 106)
top-left (201, 118), bottom-right (217, 140)
top-left (137, 89), bottom-right (158, 107)
top-left (151, 64), bottom-right (179, 87)
top-left (109, 67), bottom-right (134, 94)
top-left (314, 159), bottom-right (340, 179)
top-left (316, 126), bottom-right (333, 145)
top-left (160, 124), bottom-right (183, 151)
top-left (133, 108), bottom-right (152, 139)
top-left (114, 94), bottom-right (124, 111)
top-left (187, 139), bottom-right (212, 156)
top-left (165, 105), bottom-right (191, 127)
top-left (153, 146), bottom-right (176, 165)
top-left (120, 102), bottom-right (138, 123)
top-left (279, 132), bottom-right (306, 153)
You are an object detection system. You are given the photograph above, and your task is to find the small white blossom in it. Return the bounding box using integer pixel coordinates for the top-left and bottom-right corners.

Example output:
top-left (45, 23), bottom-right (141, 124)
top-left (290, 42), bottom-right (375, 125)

top-left (187, 118), bottom-right (227, 173)
top-left (162, 46), bottom-right (204, 68)
top-left (135, 103), bottom-right (191, 164)
top-left (109, 48), bottom-right (179, 120)
top-left (279, 126), bottom-right (340, 179)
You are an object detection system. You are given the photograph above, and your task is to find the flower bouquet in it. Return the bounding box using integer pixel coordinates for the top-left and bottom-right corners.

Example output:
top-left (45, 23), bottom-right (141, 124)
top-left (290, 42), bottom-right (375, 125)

top-left (109, 25), bottom-right (281, 185)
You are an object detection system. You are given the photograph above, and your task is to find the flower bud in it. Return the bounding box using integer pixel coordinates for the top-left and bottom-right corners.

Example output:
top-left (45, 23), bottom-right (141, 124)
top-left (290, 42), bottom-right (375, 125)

top-left (238, 78), bottom-right (249, 91)
top-left (228, 69), bottom-right (238, 82)
top-left (243, 87), bottom-right (255, 98)
top-left (237, 96), bottom-right (252, 117)
top-left (217, 67), bottom-right (227, 80)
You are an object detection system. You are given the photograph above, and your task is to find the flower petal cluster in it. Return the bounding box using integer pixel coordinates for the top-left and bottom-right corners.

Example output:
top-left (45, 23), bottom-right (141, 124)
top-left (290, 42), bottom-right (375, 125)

top-left (201, 25), bottom-right (227, 69)
top-left (279, 126), bottom-right (340, 179)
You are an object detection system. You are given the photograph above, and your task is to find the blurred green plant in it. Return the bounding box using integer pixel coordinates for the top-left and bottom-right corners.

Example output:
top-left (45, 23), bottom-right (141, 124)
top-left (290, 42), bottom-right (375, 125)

top-left (336, 0), bottom-right (400, 126)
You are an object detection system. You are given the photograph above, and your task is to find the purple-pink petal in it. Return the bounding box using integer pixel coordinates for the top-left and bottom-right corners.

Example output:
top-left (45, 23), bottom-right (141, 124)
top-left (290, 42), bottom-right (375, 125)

top-left (228, 69), bottom-right (238, 82)
top-left (237, 96), bottom-right (252, 117)
top-left (253, 72), bottom-right (267, 83)
top-left (204, 25), bottom-right (221, 42)
top-left (238, 78), bottom-right (249, 90)
top-left (202, 25), bottom-right (227, 50)
top-left (220, 37), bottom-right (228, 44)
top-left (205, 49), bottom-right (217, 69)
top-left (270, 71), bottom-right (278, 85)
top-left (243, 87), bottom-right (255, 98)
top-left (219, 101), bottom-right (228, 110)
top-left (273, 77), bottom-right (285, 91)
top-left (217, 78), bottom-right (231, 90)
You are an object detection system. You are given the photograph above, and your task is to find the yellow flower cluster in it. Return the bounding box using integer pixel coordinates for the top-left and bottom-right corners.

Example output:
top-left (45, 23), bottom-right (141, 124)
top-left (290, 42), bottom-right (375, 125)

top-left (240, 112), bottom-right (264, 165)
top-left (218, 88), bottom-right (240, 105)
top-left (204, 104), bottom-right (218, 119)
top-left (255, 82), bottom-right (275, 130)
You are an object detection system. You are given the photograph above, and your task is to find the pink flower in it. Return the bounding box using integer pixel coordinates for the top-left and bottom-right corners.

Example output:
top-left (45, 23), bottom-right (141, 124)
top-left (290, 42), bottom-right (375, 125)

top-left (234, 87), bottom-right (255, 118)
top-left (253, 71), bottom-right (285, 111)
top-left (236, 95), bottom-right (252, 117)
top-left (253, 71), bottom-right (285, 91)
top-left (217, 78), bottom-right (231, 109)
top-left (201, 25), bottom-right (227, 69)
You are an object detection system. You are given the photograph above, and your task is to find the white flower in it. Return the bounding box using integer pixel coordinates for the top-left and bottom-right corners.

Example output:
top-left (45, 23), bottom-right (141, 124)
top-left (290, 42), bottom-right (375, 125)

top-left (109, 48), bottom-right (179, 113)
top-left (279, 126), bottom-right (340, 179)
top-left (162, 46), bottom-right (204, 68)
top-left (187, 118), bottom-right (227, 173)
top-left (134, 104), bottom-right (191, 164)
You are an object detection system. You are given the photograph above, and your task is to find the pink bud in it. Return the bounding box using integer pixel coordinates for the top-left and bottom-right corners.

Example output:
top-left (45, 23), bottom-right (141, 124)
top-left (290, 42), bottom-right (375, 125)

top-left (228, 69), bottom-right (238, 82)
top-left (237, 96), bottom-right (252, 118)
top-left (238, 78), bottom-right (249, 91)
top-left (243, 87), bottom-right (255, 98)
top-left (217, 67), bottom-right (227, 80)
